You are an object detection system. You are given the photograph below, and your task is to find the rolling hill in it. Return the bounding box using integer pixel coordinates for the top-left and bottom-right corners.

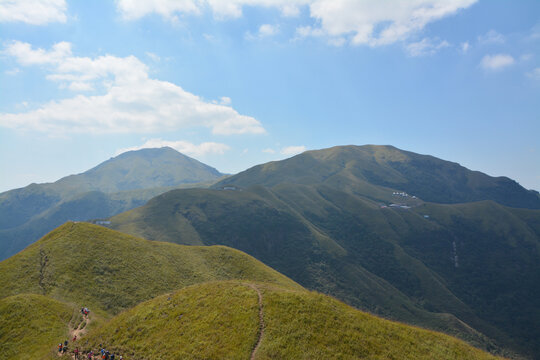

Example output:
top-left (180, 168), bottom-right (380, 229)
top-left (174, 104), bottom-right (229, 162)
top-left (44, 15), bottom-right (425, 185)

top-left (76, 281), bottom-right (502, 360)
top-left (0, 222), bottom-right (503, 360)
top-left (107, 145), bottom-right (540, 358)
top-left (0, 222), bottom-right (300, 359)
top-left (0, 147), bottom-right (224, 260)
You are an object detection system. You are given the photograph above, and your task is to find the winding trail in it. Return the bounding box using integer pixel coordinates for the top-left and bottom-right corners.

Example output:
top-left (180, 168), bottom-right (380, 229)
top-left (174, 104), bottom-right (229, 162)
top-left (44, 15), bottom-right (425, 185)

top-left (246, 284), bottom-right (265, 360)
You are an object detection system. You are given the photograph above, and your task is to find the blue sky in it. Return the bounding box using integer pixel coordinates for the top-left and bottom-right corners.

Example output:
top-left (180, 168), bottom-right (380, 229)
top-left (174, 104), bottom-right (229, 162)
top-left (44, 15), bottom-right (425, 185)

top-left (0, 0), bottom-right (539, 192)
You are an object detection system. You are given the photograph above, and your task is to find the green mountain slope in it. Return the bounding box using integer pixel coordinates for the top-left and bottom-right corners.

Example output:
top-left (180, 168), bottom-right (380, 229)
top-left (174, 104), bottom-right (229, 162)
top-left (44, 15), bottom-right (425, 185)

top-left (108, 182), bottom-right (540, 357)
top-left (77, 281), bottom-right (501, 360)
top-left (216, 145), bottom-right (540, 209)
top-left (0, 222), bottom-right (300, 317)
top-left (0, 294), bottom-right (73, 360)
top-left (0, 147), bottom-right (224, 260)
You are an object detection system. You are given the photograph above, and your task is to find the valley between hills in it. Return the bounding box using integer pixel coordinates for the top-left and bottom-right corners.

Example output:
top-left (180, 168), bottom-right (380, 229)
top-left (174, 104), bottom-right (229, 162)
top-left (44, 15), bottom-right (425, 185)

top-left (1, 145), bottom-right (539, 359)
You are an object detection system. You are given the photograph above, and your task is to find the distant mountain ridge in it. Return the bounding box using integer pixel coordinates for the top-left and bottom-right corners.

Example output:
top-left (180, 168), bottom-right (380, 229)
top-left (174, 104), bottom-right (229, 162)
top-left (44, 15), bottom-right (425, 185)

top-left (216, 145), bottom-right (540, 209)
top-left (0, 147), bottom-right (224, 260)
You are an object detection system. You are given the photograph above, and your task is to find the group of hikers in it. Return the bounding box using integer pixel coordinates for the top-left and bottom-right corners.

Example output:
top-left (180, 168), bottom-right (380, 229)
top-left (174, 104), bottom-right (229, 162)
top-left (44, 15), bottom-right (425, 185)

top-left (55, 306), bottom-right (124, 359)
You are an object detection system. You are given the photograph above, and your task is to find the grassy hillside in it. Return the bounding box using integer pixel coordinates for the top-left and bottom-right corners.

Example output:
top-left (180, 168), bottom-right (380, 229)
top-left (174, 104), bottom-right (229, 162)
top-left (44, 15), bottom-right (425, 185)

top-left (0, 147), bottom-right (224, 260)
top-left (76, 281), bottom-right (502, 360)
top-left (216, 145), bottom-right (540, 209)
top-left (0, 222), bottom-right (300, 316)
top-left (108, 184), bottom-right (539, 358)
top-left (0, 294), bottom-right (73, 360)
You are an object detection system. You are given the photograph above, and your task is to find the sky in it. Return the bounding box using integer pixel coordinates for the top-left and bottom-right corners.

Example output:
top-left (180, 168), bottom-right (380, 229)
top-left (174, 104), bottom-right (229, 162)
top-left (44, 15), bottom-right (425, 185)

top-left (0, 0), bottom-right (539, 192)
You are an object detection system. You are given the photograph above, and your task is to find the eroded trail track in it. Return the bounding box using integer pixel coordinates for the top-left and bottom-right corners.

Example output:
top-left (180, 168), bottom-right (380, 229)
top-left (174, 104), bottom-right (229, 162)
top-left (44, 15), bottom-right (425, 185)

top-left (246, 284), bottom-right (265, 360)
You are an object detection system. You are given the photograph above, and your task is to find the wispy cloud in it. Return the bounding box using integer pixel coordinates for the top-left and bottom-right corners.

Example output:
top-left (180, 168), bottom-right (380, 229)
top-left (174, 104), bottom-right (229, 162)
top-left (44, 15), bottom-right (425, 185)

top-left (116, 139), bottom-right (230, 157)
top-left (0, 0), bottom-right (67, 25)
top-left (478, 30), bottom-right (505, 44)
top-left (0, 41), bottom-right (266, 136)
top-left (405, 38), bottom-right (450, 57)
top-left (527, 67), bottom-right (540, 80)
top-left (480, 54), bottom-right (515, 71)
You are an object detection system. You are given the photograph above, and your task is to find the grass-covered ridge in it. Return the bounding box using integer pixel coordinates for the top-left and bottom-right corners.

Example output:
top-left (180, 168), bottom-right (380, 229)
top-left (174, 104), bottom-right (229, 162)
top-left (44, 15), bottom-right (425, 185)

top-left (0, 222), bottom-right (300, 316)
top-left (78, 281), bottom-right (502, 360)
top-left (0, 294), bottom-right (73, 360)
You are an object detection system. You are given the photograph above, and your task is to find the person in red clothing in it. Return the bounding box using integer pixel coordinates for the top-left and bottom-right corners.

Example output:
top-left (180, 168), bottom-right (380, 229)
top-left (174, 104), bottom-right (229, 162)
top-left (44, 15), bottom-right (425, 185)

top-left (58, 343), bottom-right (63, 353)
top-left (74, 347), bottom-right (80, 359)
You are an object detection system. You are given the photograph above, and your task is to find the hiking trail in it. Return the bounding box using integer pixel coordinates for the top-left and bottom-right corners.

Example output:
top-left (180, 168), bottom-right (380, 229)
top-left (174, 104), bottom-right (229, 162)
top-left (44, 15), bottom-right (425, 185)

top-left (246, 284), bottom-right (265, 360)
top-left (70, 313), bottom-right (91, 339)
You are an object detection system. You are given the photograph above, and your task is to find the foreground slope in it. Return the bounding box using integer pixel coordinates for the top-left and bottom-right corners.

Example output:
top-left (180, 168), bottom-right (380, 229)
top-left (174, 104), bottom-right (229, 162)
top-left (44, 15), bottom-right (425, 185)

top-left (77, 281), bottom-right (501, 360)
top-left (0, 294), bottom-right (73, 360)
top-left (0, 222), bottom-right (300, 316)
top-left (0, 147), bottom-right (224, 260)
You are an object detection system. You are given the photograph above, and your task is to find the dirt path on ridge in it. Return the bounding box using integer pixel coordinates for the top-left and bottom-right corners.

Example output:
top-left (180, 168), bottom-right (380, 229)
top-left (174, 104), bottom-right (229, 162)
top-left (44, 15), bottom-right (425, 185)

top-left (70, 314), bottom-right (91, 339)
top-left (246, 284), bottom-right (265, 360)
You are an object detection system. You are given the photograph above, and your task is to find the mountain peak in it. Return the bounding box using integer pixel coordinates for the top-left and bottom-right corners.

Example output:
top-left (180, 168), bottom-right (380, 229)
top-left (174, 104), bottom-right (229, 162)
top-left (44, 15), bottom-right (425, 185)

top-left (218, 144), bottom-right (540, 209)
top-left (56, 147), bottom-right (222, 193)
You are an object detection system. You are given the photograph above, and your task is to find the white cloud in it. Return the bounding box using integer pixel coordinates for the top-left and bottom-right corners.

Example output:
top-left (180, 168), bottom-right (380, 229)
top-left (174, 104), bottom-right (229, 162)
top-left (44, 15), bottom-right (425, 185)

top-left (480, 54), bottom-right (515, 71)
top-left (281, 145), bottom-right (306, 156)
top-left (0, 0), bottom-right (67, 25)
top-left (116, 0), bottom-right (309, 20)
top-left (306, 0), bottom-right (477, 46)
top-left (246, 24), bottom-right (279, 40)
top-left (405, 38), bottom-right (449, 57)
top-left (116, 139), bottom-right (230, 157)
top-left (4, 41), bottom-right (72, 65)
top-left (259, 24), bottom-right (278, 37)
top-left (0, 41), bottom-right (266, 136)
top-left (461, 42), bottom-right (470, 53)
top-left (262, 148), bottom-right (276, 154)
top-left (116, 0), bottom-right (201, 21)
top-left (478, 30), bottom-right (505, 44)
top-left (116, 0), bottom-right (477, 47)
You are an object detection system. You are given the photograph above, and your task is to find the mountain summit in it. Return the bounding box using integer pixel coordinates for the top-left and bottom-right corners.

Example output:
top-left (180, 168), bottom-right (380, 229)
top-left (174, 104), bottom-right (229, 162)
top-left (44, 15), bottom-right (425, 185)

top-left (0, 147), bottom-right (223, 260)
top-left (216, 145), bottom-right (540, 209)
top-left (56, 147), bottom-right (222, 194)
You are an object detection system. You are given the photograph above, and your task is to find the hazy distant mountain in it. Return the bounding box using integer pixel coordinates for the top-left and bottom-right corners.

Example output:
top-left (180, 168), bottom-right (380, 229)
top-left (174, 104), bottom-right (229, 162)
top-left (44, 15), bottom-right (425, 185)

top-left (108, 145), bottom-right (540, 358)
top-left (0, 147), bottom-right (223, 260)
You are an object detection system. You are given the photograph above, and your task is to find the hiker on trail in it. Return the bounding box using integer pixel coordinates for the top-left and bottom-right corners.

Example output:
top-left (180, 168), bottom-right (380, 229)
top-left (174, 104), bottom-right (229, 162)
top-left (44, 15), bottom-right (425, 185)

top-left (110, 353), bottom-right (115, 360)
top-left (74, 347), bottom-right (79, 359)
top-left (73, 334), bottom-right (77, 342)
top-left (58, 343), bottom-right (63, 353)
top-left (65, 340), bottom-right (69, 347)
top-left (87, 350), bottom-right (93, 359)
